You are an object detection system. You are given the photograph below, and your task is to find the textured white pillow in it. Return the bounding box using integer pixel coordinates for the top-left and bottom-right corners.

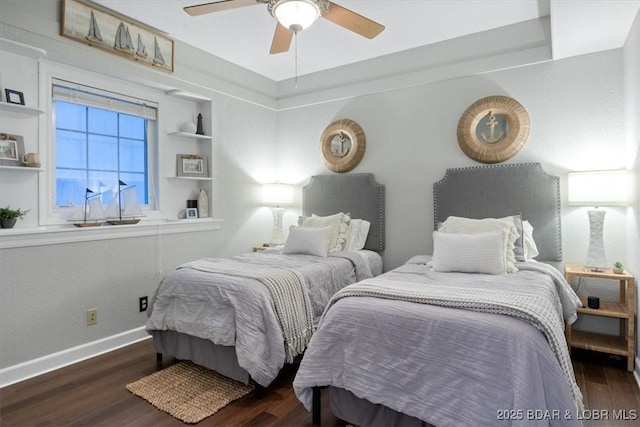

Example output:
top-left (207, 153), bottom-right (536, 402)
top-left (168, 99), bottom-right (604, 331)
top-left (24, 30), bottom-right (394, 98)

top-left (283, 226), bottom-right (332, 257)
top-left (347, 219), bottom-right (371, 251)
top-left (302, 213), bottom-right (351, 251)
top-left (431, 230), bottom-right (508, 275)
top-left (522, 220), bottom-right (540, 260)
top-left (440, 216), bottom-right (519, 273)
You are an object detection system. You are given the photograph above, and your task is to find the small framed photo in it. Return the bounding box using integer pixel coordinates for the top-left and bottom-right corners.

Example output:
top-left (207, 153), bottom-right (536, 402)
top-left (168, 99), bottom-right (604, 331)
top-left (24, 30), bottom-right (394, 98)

top-left (4, 89), bottom-right (25, 105)
top-left (0, 133), bottom-right (25, 166)
top-left (177, 154), bottom-right (209, 178)
top-left (185, 208), bottom-right (199, 219)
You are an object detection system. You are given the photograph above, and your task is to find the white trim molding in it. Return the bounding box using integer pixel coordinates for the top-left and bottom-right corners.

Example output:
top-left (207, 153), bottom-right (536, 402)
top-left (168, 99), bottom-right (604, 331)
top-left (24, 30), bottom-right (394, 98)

top-left (0, 327), bottom-right (150, 388)
top-left (0, 218), bottom-right (223, 249)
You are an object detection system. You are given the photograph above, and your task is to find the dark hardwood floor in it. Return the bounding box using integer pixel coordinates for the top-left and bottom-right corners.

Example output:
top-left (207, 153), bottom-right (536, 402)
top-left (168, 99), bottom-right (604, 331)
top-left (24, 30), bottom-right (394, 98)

top-left (1, 339), bottom-right (639, 426)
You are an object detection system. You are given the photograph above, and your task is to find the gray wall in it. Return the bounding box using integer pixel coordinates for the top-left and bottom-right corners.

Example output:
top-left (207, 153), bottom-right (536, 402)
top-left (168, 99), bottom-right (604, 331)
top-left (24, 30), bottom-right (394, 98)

top-left (1, 0), bottom-right (638, 381)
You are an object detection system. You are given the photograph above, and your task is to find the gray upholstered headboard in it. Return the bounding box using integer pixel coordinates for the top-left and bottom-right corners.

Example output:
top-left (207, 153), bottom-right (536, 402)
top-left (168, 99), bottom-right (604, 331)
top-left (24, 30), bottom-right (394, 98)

top-left (433, 163), bottom-right (561, 261)
top-left (302, 173), bottom-right (385, 251)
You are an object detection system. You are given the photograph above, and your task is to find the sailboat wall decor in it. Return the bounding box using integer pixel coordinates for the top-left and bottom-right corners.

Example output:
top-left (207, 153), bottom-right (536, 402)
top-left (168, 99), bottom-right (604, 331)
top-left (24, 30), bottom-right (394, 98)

top-left (61, 0), bottom-right (174, 73)
top-left (104, 180), bottom-right (144, 225)
top-left (69, 188), bottom-right (104, 227)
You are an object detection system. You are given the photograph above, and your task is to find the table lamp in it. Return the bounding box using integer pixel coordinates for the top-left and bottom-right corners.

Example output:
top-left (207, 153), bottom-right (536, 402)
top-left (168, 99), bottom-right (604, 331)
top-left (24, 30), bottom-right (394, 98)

top-left (262, 183), bottom-right (294, 245)
top-left (567, 170), bottom-right (631, 271)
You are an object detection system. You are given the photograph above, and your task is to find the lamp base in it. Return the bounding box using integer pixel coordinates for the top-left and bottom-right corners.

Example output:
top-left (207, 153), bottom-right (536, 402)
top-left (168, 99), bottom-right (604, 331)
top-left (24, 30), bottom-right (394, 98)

top-left (270, 207), bottom-right (285, 246)
top-left (584, 209), bottom-right (608, 271)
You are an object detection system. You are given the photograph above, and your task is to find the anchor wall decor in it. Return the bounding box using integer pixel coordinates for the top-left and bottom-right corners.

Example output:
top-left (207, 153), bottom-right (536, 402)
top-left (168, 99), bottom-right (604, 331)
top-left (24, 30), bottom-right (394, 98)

top-left (457, 95), bottom-right (530, 164)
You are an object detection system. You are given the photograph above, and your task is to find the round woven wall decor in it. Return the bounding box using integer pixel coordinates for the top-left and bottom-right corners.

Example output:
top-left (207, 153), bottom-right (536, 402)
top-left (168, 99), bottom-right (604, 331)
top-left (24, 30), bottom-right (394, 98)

top-left (320, 119), bottom-right (366, 173)
top-left (457, 95), bottom-right (530, 164)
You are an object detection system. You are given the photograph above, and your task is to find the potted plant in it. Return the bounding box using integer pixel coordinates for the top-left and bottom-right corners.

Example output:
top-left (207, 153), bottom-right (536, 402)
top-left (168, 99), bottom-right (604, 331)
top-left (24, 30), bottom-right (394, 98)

top-left (0, 206), bottom-right (30, 229)
top-left (613, 261), bottom-right (624, 274)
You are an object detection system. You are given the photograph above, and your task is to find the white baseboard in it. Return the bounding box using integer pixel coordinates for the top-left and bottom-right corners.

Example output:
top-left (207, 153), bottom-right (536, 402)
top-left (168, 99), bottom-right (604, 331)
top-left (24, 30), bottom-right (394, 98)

top-left (0, 327), bottom-right (150, 388)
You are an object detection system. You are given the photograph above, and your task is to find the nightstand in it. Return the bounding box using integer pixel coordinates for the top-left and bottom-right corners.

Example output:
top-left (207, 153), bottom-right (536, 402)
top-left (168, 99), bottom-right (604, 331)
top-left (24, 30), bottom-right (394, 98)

top-left (564, 264), bottom-right (635, 371)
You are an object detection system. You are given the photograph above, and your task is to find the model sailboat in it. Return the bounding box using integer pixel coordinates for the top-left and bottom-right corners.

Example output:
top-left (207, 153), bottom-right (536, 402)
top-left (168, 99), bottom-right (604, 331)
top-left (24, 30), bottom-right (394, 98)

top-left (69, 188), bottom-right (104, 227)
top-left (105, 180), bottom-right (143, 225)
top-left (85, 11), bottom-right (104, 44)
top-left (152, 36), bottom-right (165, 66)
top-left (135, 34), bottom-right (148, 59)
top-left (114, 22), bottom-right (135, 55)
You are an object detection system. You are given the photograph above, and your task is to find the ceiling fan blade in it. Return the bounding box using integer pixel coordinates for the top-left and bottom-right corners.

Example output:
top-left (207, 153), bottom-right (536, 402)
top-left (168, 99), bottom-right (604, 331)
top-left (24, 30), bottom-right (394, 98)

top-left (184, 0), bottom-right (256, 16)
top-left (323, 1), bottom-right (385, 39)
top-left (270, 23), bottom-right (293, 54)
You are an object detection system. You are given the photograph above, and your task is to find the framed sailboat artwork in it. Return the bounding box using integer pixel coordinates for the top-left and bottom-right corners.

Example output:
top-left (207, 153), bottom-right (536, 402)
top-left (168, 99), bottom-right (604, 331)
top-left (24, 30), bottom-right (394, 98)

top-left (61, 0), bottom-right (174, 73)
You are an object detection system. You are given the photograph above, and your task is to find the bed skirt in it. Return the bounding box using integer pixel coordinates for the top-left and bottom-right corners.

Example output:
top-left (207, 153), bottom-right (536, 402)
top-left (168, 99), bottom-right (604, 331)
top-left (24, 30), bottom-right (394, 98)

top-left (150, 330), bottom-right (250, 385)
top-left (328, 387), bottom-right (434, 427)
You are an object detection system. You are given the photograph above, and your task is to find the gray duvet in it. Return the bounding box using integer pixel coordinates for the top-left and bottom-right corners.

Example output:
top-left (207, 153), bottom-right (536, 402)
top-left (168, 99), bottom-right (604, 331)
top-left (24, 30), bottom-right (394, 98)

top-left (146, 250), bottom-right (375, 387)
top-left (294, 257), bottom-right (584, 427)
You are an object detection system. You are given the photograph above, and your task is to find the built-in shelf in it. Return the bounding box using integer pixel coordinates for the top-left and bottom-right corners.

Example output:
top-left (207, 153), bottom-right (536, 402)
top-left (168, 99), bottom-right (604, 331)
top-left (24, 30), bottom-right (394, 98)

top-left (0, 165), bottom-right (43, 172)
top-left (169, 176), bottom-right (212, 181)
top-left (167, 131), bottom-right (212, 140)
top-left (0, 101), bottom-right (45, 116)
top-left (0, 37), bottom-right (46, 59)
top-left (165, 89), bottom-right (211, 102)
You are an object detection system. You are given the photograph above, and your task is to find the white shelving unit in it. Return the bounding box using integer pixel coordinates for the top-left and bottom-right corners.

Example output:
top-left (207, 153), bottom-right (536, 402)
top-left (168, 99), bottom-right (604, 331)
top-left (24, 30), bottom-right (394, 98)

top-left (0, 101), bottom-right (45, 116)
top-left (0, 165), bottom-right (43, 172)
top-left (0, 37), bottom-right (46, 59)
top-left (165, 89), bottom-right (214, 218)
top-left (167, 131), bottom-right (212, 141)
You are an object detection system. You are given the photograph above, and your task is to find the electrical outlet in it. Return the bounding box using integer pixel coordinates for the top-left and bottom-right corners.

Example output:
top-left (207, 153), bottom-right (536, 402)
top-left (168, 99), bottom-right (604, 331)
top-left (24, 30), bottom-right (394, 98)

top-left (139, 296), bottom-right (148, 312)
top-left (87, 308), bottom-right (98, 325)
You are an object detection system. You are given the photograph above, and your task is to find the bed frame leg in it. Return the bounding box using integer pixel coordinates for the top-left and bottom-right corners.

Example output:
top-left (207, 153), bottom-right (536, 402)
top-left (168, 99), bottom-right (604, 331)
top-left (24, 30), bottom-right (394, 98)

top-left (312, 386), bottom-right (322, 425)
top-left (254, 383), bottom-right (266, 399)
top-left (156, 352), bottom-right (162, 363)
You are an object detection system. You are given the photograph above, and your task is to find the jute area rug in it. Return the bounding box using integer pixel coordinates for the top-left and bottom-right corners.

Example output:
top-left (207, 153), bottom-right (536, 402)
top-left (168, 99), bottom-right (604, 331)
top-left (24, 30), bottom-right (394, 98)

top-left (126, 361), bottom-right (254, 424)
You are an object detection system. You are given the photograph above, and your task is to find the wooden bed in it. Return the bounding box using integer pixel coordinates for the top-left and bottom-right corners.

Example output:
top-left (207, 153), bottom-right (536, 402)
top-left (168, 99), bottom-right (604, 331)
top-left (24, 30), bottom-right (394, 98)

top-left (147, 173), bottom-right (385, 389)
top-left (295, 163), bottom-right (583, 427)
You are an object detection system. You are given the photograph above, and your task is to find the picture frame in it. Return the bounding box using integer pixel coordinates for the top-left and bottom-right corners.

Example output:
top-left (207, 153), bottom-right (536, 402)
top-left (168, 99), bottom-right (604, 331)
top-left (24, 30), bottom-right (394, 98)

top-left (5, 89), bottom-right (25, 105)
top-left (457, 95), bottom-right (531, 164)
top-left (0, 133), bottom-right (25, 166)
top-left (320, 119), bottom-right (366, 173)
top-left (176, 154), bottom-right (209, 178)
top-left (185, 208), bottom-right (199, 219)
top-left (61, 0), bottom-right (174, 73)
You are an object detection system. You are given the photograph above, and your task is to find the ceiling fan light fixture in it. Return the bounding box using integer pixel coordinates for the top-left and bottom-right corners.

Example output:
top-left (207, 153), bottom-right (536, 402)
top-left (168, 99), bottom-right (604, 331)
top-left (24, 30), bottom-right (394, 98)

top-left (273, 0), bottom-right (321, 31)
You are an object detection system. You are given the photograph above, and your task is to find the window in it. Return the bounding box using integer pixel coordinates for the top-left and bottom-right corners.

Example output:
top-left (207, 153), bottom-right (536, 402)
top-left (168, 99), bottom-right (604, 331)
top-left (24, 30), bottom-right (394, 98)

top-left (52, 79), bottom-right (157, 214)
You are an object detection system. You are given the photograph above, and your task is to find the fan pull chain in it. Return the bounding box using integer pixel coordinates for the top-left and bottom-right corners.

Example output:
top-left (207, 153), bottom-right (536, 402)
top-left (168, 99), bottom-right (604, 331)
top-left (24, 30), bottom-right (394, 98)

top-left (294, 30), bottom-right (299, 88)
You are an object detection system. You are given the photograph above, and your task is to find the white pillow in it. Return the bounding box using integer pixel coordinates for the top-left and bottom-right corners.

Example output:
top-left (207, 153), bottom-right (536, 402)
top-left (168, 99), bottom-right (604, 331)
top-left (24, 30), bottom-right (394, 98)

top-left (283, 226), bottom-right (332, 257)
top-left (431, 230), bottom-right (508, 275)
top-left (439, 216), bottom-right (518, 273)
top-left (301, 212), bottom-right (351, 251)
top-left (522, 220), bottom-right (540, 260)
top-left (347, 219), bottom-right (371, 251)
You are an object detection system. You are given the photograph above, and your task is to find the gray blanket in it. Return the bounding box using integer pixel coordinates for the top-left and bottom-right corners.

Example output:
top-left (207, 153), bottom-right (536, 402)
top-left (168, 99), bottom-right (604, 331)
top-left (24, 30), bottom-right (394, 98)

top-left (146, 250), bottom-right (375, 387)
top-left (294, 259), bottom-right (583, 426)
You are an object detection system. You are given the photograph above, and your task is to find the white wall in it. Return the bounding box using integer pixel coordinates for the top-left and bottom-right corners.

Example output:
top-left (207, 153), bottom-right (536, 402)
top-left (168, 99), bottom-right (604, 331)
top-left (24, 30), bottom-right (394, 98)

top-left (0, 1), bottom-right (278, 375)
top-left (277, 51), bottom-right (629, 270)
top-left (623, 7), bottom-right (640, 371)
top-left (1, 0), bottom-right (638, 382)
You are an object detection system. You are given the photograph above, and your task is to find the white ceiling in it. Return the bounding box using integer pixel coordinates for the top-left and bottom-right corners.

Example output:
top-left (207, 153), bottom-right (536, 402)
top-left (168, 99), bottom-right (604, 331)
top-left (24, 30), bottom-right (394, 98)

top-left (94, 0), bottom-right (639, 82)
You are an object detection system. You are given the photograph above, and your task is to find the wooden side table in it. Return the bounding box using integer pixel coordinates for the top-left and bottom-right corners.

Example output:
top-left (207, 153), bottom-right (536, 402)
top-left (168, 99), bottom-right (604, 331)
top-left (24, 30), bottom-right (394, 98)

top-left (564, 264), bottom-right (635, 371)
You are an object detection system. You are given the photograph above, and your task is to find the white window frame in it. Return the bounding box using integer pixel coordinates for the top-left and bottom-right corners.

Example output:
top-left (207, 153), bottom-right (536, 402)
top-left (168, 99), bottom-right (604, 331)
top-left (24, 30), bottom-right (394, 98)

top-left (39, 61), bottom-right (162, 226)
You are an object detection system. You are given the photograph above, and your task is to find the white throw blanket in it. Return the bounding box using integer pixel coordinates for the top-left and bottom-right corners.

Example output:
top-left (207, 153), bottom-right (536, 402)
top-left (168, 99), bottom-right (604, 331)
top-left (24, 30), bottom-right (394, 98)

top-left (190, 258), bottom-right (314, 363)
top-left (325, 278), bottom-right (584, 411)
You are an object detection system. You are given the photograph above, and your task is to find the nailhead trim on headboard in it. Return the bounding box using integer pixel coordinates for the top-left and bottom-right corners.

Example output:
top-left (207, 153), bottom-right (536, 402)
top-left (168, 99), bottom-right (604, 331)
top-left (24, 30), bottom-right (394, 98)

top-left (433, 163), bottom-right (561, 261)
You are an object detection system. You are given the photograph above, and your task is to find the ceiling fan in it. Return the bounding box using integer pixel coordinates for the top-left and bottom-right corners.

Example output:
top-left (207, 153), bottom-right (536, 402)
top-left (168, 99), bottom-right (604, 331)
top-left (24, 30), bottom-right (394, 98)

top-left (184, 0), bottom-right (385, 54)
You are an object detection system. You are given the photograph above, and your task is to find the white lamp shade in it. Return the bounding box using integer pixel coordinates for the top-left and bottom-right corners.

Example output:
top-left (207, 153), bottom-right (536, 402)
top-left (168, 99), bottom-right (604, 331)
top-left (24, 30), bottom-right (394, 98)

top-left (274, 0), bottom-right (320, 30)
top-left (567, 170), bottom-right (631, 207)
top-left (262, 183), bottom-right (294, 206)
